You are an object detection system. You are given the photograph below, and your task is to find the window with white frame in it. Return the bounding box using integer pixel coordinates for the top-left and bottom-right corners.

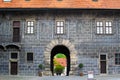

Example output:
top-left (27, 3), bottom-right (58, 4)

top-left (3, 0), bottom-right (11, 2)
top-left (56, 21), bottom-right (64, 34)
top-left (96, 21), bottom-right (112, 34)
top-left (27, 53), bottom-right (33, 63)
top-left (96, 21), bottom-right (103, 34)
top-left (115, 53), bottom-right (120, 65)
top-left (105, 21), bottom-right (112, 34)
top-left (27, 21), bottom-right (34, 34)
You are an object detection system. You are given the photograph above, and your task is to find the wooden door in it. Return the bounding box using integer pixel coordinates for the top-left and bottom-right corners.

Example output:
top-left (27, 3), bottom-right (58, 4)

top-left (10, 62), bottom-right (18, 75)
top-left (13, 28), bottom-right (20, 42)
top-left (100, 55), bottom-right (107, 74)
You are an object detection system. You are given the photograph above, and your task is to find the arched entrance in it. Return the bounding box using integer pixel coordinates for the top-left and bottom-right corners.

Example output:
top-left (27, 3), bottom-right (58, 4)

top-left (51, 45), bottom-right (70, 76)
top-left (44, 39), bottom-right (77, 76)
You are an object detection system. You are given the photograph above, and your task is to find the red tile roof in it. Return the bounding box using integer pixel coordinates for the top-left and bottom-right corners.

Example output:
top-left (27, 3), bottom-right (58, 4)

top-left (0, 0), bottom-right (120, 9)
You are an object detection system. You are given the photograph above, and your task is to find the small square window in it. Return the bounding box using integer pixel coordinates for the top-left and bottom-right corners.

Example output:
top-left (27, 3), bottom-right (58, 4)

top-left (11, 53), bottom-right (18, 59)
top-left (27, 53), bottom-right (33, 63)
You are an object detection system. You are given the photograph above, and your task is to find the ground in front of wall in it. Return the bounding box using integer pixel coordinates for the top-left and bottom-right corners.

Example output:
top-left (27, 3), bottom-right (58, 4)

top-left (0, 75), bottom-right (120, 80)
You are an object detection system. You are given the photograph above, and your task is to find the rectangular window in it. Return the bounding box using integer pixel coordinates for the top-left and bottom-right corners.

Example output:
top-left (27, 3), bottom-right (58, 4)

top-left (11, 53), bottom-right (18, 59)
top-left (115, 53), bottom-right (120, 65)
top-left (56, 21), bottom-right (64, 34)
top-left (96, 21), bottom-right (113, 34)
top-left (27, 53), bottom-right (33, 63)
top-left (3, 0), bottom-right (11, 2)
top-left (27, 21), bottom-right (34, 34)
top-left (105, 21), bottom-right (112, 34)
top-left (96, 21), bottom-right (103, 34)
top-left (13, 21), bottom-right (20, 42)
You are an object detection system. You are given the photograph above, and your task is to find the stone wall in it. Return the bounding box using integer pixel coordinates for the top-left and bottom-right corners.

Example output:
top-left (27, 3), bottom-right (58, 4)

top-left (0, 10), bottom-right (120, 75)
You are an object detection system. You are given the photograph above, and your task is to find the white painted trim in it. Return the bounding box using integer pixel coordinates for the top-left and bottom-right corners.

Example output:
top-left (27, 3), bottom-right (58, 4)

top-left (55, 20), bottom-right (65, 35)
top-left (9, 51), bottom-right (19, 75)
top-left (99, 53), bottom-right (108, 75)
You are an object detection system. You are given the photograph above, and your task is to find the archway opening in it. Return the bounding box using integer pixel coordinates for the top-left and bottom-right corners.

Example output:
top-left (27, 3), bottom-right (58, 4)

top-left (51, 45), bottom-right (70, 76)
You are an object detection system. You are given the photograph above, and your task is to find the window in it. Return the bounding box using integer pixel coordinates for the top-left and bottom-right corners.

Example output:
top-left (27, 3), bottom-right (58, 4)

top-left (27, 53), bottom-right (33, 63)
top-left (13, 21), bottom-right (20, 42)
top-left (56, 21), bottom-right (64, 34)
top-left (27, 21), bottom-right (34, 34)
top-left (96, 21), bottom-right (103, 34)
top-left (105, 21), bottom-right (112, 34)
top-left (96, 21), bottom-right (112, 34)
top-left (3, 0), bottom-right (11, 2)
top-left (11, 53), bottom-right (18, 59)
top-left (115, 53), bottom-right (120, 65)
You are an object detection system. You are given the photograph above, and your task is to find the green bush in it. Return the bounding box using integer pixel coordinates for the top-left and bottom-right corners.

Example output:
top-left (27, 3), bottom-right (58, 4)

top-left (78, 63), bottom-right (84, 69)
top-left (54, 65), bottom-right (65, 74)
top-left (38, 64), bottom-right (44, 70)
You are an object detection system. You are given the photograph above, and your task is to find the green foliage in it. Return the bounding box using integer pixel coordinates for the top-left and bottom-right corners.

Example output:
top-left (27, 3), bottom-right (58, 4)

top-left (38, 64), bottom-right (44, 70)
top-left (54, 65), bottom-right (65, 74)
top-left (53, 58), bottom-right (60, 66)
top-left (55, 53), bottom-right (66, 58)
top-left (78, 63), bottom-right (84, 69)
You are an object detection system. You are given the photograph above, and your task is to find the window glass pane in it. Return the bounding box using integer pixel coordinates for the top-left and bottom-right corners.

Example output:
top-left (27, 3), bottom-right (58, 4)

top-left (27, 53), bottom-right (33, 62)
top-left (106, 22), bottom-right (109, 26)
top-left (106, 27), bottom-right (109, 34)
top-left (100, 55), bottom-right (106, 60)
top-left (27, 22), bottom-right (31, 26)
top-left (57, 27), bottom-right (60, 34)
top-left (61, 27), bottom-right (64, 34)
top-left (11, 53), bottom-right (17, 59)
top-left (109, 27), bottom-right (112, 34)
top-left (27, 27), bottom-right (31, 33)
top-left (109, 22), bottom-right (112, 26)
top-left (97, 22), bottom-right (100, 26)
top-left (61, 22), bottom-right (64, 26)
top-left (100, 27), bottom-right (103, 34)
top-left (31, 27), bottom-right (34, 33)
top-left (57, 22), bottom-right (60, 26)
top-left (97, 27), bottom-right (100, 34)
top-left (100, 22), bottom-right (103, 26)
top-left (31, 22), bottom-right (34, 26)
top-left (115, 53), bottom-right (120, 65)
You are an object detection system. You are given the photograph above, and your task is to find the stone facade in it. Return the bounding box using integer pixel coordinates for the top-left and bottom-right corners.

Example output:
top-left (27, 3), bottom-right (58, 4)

top-left (0, 10), bottom-right (120, 76)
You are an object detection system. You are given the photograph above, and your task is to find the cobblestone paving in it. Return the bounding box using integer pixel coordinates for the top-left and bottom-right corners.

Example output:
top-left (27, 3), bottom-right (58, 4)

top-left (0, 75), bottom-right (120, 80)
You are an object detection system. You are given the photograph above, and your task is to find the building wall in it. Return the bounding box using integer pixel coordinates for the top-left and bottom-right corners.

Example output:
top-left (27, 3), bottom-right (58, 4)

top-left (0, 10), bottom-right (120, 75)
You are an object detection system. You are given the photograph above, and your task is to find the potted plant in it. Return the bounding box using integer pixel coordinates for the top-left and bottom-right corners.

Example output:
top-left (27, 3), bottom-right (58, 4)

top-left (78, 63), bottom-right (84, 76)
top-left (38, 64), bottom-right (44, 76)
top-left (54, 65), bottom-right (65, 76)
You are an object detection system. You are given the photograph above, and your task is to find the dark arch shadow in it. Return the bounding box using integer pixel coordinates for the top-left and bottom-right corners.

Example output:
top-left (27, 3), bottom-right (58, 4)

top-left (6, 44), bottom-right (20, 50)
top-left (51, 45), bottom-right (70, 76)
top-left (0, 45), bottom-right (5, 50)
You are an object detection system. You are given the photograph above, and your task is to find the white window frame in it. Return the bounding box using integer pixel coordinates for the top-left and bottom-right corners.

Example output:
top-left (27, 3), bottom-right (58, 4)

top-left (10, 52), bottom-right (19, 61)
top-left (56, 21), bottom-right (65, 34)
top-left (26, 21), bottom-right (34, 34)
top-left (96, 20), bottom-right (113, 34)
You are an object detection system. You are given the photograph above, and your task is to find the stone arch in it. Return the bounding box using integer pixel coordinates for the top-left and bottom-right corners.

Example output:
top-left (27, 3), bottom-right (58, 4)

top-left (5, 44), bottom-right (21, 50)
top-left (44, 39), bottom-right (78, 76)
